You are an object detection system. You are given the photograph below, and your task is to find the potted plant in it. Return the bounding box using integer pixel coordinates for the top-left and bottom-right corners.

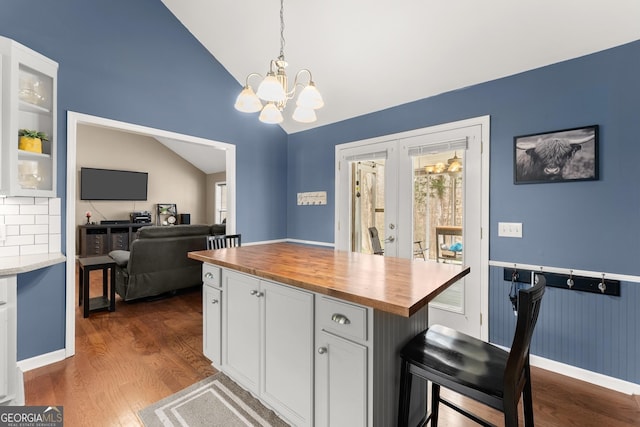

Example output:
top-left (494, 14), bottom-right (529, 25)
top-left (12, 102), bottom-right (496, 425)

top-left (18, 129), bottom-right (48, 153)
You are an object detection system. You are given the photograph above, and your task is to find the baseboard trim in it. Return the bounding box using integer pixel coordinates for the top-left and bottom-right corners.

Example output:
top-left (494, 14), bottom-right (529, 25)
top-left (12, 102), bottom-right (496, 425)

top-left (530, 354), bottom-right (640, 395)
top-left (286, 238), bottom-right (334, 248)
top-left (17, 349), bottom-right (66, 372)
top-left (244, 238), bottom-right (334, 248)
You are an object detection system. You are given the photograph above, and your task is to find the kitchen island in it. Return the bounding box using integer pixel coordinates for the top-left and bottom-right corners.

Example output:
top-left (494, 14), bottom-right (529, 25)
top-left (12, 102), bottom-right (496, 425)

top-left (189, 242), bottom-right (470, 426)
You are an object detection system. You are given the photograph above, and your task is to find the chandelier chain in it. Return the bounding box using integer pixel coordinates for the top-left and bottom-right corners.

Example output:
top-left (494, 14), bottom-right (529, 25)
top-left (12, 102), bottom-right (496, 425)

top-left (279, 0), bottom-right (286, 60)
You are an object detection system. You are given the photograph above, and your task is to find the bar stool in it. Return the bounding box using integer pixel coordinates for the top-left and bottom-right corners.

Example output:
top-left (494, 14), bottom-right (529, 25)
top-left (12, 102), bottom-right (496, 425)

top-left (398, 275), bottom-right (546, 427)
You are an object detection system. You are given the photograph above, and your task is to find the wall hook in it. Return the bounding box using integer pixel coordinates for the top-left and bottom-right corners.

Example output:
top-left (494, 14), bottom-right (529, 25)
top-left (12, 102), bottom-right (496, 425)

top-left (567, 270), bottom-right (574, 288)
top-left (598, 273), bottom-right (606, 294)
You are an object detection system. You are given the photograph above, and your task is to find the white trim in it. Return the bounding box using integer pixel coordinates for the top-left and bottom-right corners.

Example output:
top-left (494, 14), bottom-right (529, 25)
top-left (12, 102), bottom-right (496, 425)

top-left (17, 349), bottom-right (66, 372)
top-left (494, 344), bottom-right (640, 395)
top-left (285, 238), bottom-right (334, 248)
top-left (489, 259), bottom-right (640, 283)
top-left (530, 354), bottom-right (640, 395)
top-left (334, 116), bottom-right (491, 341)
top-left (65, 111), bottom-right (237, 359)
top-left (242, 238), bottom-right (288, 246)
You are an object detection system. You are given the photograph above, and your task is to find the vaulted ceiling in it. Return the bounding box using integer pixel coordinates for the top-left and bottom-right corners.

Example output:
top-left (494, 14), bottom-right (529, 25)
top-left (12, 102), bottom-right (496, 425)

top-left (162, 0), bottom-right (640, 134)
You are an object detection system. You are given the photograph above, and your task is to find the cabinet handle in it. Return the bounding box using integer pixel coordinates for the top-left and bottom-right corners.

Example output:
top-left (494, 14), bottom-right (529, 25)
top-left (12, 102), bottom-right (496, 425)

top-left (250, 290), bottom-right (264, 297)
top-left (204, 272), bottom-right (214, 279)
top-left (211, 298), bottom-right (219, 304)
top-left (331, 313), bottom-right (351, 325)
top-left (317, 347), bottom-right (327, 354)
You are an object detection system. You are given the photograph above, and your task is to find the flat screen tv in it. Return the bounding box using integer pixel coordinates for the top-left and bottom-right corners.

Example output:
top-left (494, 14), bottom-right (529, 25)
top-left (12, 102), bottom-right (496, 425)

top-left (80, 167), bottom-right (148, 201)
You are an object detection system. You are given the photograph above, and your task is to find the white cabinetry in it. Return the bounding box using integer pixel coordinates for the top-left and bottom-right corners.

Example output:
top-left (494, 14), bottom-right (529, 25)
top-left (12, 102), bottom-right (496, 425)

top-left (315, 296), bottom-right (369, 427)
top-left (0, 275), bottom-right (21, 406)
top-left (222, 269), bottom-right (314, 427)
top-left (203, 264), bottom-right (222, 368)
top-left (0, 36), bottom-right (58, 197)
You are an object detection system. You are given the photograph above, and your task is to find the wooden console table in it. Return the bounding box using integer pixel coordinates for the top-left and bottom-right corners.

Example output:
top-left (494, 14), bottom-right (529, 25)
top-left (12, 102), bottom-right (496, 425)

top-left (78, 223), bottom-right (150, 257)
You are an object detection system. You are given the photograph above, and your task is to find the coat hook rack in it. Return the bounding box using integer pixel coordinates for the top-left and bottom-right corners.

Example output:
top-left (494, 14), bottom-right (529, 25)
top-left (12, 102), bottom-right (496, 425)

top-left (503, 268), bottom-right (620, 297)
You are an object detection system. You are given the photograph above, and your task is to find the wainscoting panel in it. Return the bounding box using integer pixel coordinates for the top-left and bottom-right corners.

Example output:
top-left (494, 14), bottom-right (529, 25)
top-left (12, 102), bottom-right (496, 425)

top-left (489, 266), bottom-right (640, 384)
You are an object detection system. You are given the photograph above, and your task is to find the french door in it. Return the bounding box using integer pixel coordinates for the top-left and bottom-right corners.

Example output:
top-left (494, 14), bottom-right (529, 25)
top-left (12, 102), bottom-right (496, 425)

top-left (335, 116), bottom-right (489, 339)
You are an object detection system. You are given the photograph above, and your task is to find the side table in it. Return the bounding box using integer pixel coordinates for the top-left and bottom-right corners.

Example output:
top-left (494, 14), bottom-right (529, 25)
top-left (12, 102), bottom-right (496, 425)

top-left (77, 255), bottom-right (116, 318)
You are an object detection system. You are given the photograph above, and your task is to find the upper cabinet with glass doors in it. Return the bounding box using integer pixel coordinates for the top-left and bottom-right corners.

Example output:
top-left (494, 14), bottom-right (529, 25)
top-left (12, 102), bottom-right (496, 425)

top-left (0, 36), bottom-right (58, 197)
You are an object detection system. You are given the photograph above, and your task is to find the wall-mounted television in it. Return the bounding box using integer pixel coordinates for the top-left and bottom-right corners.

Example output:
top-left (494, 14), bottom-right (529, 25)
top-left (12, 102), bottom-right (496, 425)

top-left (80, 167), bottom-right (148, 201)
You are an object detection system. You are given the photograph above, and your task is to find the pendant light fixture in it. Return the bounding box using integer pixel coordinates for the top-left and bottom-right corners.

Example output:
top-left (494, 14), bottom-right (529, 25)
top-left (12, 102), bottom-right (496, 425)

top-left (234, 0), bottom-right (324, 124)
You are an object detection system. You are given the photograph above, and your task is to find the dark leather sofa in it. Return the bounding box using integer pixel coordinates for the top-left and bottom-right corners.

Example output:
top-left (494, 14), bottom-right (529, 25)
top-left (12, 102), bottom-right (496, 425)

top-left (109, 224), bottom-right (225, 301)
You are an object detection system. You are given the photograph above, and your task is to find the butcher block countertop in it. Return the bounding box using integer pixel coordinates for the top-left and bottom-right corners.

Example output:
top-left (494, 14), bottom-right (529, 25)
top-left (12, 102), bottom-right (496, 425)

top-left (188, 242), bottom-right (470, 317)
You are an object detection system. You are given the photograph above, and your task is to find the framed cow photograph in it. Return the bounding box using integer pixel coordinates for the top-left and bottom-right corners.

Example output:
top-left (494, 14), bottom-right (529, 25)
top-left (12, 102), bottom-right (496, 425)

top-left (514, 125), bottom-right (599, 184)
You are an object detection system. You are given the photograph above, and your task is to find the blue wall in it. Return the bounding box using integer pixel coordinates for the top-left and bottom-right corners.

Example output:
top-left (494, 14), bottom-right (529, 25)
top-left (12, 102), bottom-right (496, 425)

top-left (288, 41), bottom-right (640, 383)
top-left (1, 0), bottom-right (288, 360)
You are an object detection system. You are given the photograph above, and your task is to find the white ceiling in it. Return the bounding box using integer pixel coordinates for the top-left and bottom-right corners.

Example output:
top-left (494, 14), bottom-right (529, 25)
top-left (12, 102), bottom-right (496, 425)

top-left (155, 136), bottom-right (226, 174)
top-left (162, 0), bottom-right (640, 135)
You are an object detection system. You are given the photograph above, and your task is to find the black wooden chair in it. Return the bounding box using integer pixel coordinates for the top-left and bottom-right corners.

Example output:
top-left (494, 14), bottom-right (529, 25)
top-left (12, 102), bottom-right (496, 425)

top-left (398, 274), bottom-right (546, 427)
top-left (206, 234), bottom-right (241, 250)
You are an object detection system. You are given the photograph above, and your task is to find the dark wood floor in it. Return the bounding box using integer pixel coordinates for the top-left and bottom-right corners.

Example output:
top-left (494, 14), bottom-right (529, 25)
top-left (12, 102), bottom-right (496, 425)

top-left (23, 272), bottom-right (640, 426)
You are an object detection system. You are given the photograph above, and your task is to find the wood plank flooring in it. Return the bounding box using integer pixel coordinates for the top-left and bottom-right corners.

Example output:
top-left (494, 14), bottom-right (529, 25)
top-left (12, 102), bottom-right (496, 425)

top-left (23, 271), bottom-right (640, 426)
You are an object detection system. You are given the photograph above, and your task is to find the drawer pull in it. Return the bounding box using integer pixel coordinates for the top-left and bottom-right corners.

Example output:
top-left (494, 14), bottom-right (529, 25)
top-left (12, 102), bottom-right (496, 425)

top-left (204, 272), bottom-right (214, 279)
top-left (331, 313), bottom-right (351, 325)
top-left (317, 347), bottom-right (327, 354)
top-left (250, 290), bottom-right (264, 297)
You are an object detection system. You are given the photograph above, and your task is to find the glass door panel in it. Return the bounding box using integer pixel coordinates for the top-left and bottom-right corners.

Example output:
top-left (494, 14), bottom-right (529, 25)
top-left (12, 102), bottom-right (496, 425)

top-left (351, 161), bottom-right (385, 254)
top-left (412, 150), bottom-right (464, 311)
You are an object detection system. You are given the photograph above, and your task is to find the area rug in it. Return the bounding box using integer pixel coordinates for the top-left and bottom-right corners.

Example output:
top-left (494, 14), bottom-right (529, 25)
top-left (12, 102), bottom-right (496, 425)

top-left (138, 372), bottom-right (290, 427)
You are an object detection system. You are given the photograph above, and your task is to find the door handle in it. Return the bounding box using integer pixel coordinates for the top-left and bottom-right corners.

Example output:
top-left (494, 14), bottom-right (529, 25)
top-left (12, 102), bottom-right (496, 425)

top-left (385, 236), bottom-right (395, 243)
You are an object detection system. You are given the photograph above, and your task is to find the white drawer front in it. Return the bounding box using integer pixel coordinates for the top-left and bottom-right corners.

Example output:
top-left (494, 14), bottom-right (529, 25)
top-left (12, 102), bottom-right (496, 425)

top-left (202, 263), bottom-right (221, 288)
top-left (317, 296), bottom-right (368, 342)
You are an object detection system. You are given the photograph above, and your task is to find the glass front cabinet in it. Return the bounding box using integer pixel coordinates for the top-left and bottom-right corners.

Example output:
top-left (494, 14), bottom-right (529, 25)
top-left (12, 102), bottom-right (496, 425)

top-left (0, 36), bottom-right (58, 197)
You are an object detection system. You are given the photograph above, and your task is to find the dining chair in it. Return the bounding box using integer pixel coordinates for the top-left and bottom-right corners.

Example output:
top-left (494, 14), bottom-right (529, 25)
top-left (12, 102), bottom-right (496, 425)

top-left (368, 227), bottom-right (384, 255)
top-left (206, 234), bottom-right (241, 250)
top-left (397, 274), bottom-right (546, 427)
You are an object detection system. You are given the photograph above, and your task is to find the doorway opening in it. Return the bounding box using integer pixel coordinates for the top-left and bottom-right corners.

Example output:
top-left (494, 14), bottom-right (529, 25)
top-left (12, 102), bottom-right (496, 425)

top-left (65, 111), bottom-right (236, 358)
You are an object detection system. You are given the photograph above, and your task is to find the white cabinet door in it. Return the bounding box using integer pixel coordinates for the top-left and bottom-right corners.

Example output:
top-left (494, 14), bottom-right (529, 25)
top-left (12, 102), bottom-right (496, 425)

top-left (261, 280), bottom-right (314, 427)
top-left (316, 331), bottom-right (368, 427)
top-left (203, 285), bottom-right (222, 368)
top-left (223, 270), bottom-right (260, 394)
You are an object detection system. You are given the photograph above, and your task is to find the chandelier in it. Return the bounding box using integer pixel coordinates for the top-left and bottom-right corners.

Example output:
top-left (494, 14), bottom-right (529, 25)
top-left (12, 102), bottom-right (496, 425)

top-left (234, 0), bottom-right (324, 124)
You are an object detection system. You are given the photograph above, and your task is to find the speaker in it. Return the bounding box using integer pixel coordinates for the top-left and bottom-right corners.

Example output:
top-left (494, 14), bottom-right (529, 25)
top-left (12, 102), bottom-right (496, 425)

top-left (179, 213), bottom-right (191, 225)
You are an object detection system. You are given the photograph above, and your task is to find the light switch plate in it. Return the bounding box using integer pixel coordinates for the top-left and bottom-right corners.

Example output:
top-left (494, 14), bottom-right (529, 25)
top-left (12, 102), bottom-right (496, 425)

top-left (498, 222), bottom-right (522, 238)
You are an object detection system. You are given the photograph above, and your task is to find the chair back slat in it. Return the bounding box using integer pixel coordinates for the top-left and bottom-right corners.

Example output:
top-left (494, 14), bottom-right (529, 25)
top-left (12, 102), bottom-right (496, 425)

top-left (207, 234), bottom-right (242, 250)
top-left (504, 274), bottom-right (546, 394)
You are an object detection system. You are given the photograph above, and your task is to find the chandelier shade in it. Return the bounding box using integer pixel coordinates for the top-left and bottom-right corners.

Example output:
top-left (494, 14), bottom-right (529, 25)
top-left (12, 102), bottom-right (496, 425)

top-left (259, 102), bottom-right (284, 124)
top-left (234, 0), bottom-right (323, 124)
top-left (234, 86), bottom-right (262, 113)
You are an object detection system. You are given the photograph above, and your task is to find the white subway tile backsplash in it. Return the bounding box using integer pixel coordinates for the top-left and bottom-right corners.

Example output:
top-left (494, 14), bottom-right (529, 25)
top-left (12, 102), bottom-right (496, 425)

top-left (49, 198), bottom-right (61, 215)
top-left (20, 204), bottom-right (49, 215)
top-left (0, 204), bottom-right (19, 215)
top-left (5, 225), bottom-right (19, 236)
top-left (4, 197), bottom-right (34, 205)
top-left (0, 246), bottom-right (20, 257)
top-left (0, 196), bottom-right (62, 258)
top-left (21, 224), bottom-right (49, 235)
top-left (36, 215), bottom-right (49, 225)
top-left (49, 234), bottom-right (61, 253)
top-left (49, 216), bottom-right (61, 234)
top-left (5, 235), bottom-right (34, 246)
top-left (5, 215), bottom-right (34, 225)
top-left (35, 234), bottom-right (49, 244)
top-left (21, 244), bottom-right (49, 255)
